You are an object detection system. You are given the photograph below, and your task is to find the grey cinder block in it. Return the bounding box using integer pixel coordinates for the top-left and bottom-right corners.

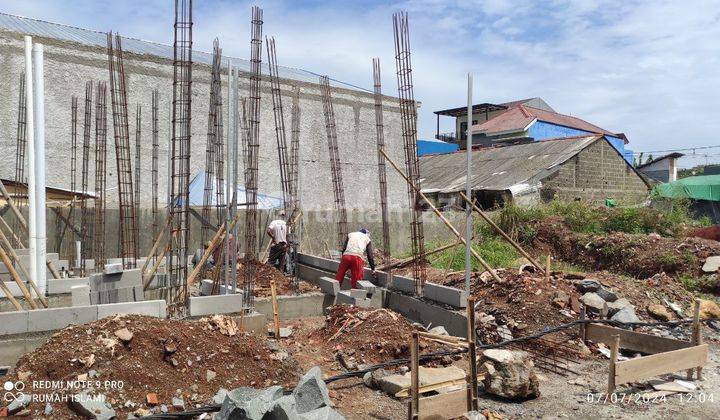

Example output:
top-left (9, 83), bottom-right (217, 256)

top-left (189, 293), bottom-right (244, 317)
top-left (318, 277), bottom-right (340, 296)
top-left (423, 283), bottom-right (468, 308)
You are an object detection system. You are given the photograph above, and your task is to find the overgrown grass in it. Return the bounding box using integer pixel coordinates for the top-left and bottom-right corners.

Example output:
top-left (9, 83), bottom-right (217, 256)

top-left (427, 238), bottom-right (519, 271)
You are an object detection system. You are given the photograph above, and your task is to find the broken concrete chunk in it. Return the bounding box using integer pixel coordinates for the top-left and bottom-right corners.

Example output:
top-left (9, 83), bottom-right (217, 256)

top-left (610, 306), bottom-right (640, 324)
top-left (171, 396), bottom-right (185, 410)
top-left (699, 299), bottom-right (720, 319)
top-left (428, 325), bottom-right (448, 336)
top-left (595, 288), bottom-right (618, 303)
top-left (218, 386), bottom-right (284, 420)
top-left (292, 367), bottom-right (333, 414)
top-left (647, 304), bottom-right (672, 321)
top-left (266, 395), bottom-right (298, 420)
top-left (206, 369), bottom-right (217, 382)
top-left (299, 406), bottom-right (346, 420)
top-left (581, 292), bottom-right (607, 315)
top-left (114, 327), bottom-right (133, 342)
top-left (70, 392), bottom-right (116, 420)
top-left (213, 388), bottom-right (229, 405)
top-left (606, 298), bottom-right (632, 317)
top-left (702, 256), bottom-right (720, 272)
top-left (551, 291), bottom-right (570, 308)
top-left (7, 393), bottom-right (30, 414)
top-left (574, 279), bottom-right (601, 293)
top-left (279, 327), bottom-right (293, 338)
top-left (481, 349), bottom-right (540, 400)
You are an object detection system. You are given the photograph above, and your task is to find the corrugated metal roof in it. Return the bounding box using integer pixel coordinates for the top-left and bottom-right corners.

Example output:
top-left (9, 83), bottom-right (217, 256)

top-left (472, 104), bottom-right (616, 137)
top-left (0, 12), bottom-right (370, 93)
top-left (419, 135), bottom-right (602, 194)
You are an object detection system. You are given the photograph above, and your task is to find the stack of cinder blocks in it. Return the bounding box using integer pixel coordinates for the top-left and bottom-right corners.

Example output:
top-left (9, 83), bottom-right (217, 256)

top-left (71, 268), bottom-right (144, 306)
top-left (320, 276), bottom-right (381, 309)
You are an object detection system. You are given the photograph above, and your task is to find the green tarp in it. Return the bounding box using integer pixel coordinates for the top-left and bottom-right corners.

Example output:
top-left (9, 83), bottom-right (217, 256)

top-left (651, 175), bottom-right (720, 201)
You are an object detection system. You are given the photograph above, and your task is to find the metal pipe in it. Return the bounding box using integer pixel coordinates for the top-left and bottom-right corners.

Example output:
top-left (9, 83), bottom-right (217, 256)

top-left (25, 36), bottom-right (37, 292)
top-left (32, 42), bottom-right (47, 294)
top-left (465, 73), bottom-right (472, 297)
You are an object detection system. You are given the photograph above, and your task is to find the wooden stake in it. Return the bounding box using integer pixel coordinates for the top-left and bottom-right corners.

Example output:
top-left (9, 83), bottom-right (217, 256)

top-left (270, 279), bottom-right (280, 339)
top-left (545, 254), bottom-right (551, 282)
top-left (459, 191), bottom-right (546, 274)
top-left (689, 298), bottom-right (703, 380)
top-left (143, 243), bottom-right (170, 290)
top-left (0, 246), bottom-right (38, 309)
top-left (0, 213), bottom-right (24, 248)
top-left (608, 334), bottom-right (619, 395)
top-left (466, 297), bottom-right (478, 411)
top-left (380, 149), bottom-right (502, 283)
top-left (579, 304), bottom-right (587, 342)
top-left (411, 331), bottom-right (419, 420)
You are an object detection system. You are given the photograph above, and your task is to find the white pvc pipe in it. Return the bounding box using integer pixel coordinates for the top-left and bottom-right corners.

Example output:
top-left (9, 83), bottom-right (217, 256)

top-left (32, 42), bottom-right (47, 293)
top-left (25, 36), bottom-right (37, 293)
top-left (75, 240), bottom-right (82, 270)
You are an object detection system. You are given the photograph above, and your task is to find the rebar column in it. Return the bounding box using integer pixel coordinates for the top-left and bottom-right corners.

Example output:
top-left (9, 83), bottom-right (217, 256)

top-left (319, 75), bottom-right (348, 247)
top-left (393, 11), bottom-right (426, 294)
top-left (289, 87), bottom-right (301, 213)
top-left (373, 58), bottom-right (391, 263)
top-left (201, 39), bottom-right (222, 246)
top-left (266, 36), bottom-right (292, 214)
top-left (107, 32), bottom-right (138, 268)
top-left (79, 81), bottom-right (93, 274)
top-left (134, 104), bottom-right (142, 255)
top-left (93, 81), bottom-right (108, 268)
top-left (169, 0), bottom-right (193, 306)
top-left (14, 72), bottom-right (28, 204)
top-left (243, 5), bottom-right (263, 308)
top-left (151, 89), bottom-right (159, 246)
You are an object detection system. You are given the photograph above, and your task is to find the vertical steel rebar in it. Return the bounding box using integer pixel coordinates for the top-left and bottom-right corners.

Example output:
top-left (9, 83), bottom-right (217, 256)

top-left (58, 96), bottom-right (79, 260)
top-left (94, 81), bottom-right (108, 269)
top-left (169, 0), bottom-right (193, 307)
top-left (289, 87), bottom-right (301, 213)
top-left (319, 75), bottom-right (348, 247)
top-left (80, 81), bottom-right (93, 274)
top-left (151, 89), bottom-right (159, 249)
top-left (393, 11), bottom-right (426, 294)
top-left (243, 5), bottom-right (263, 308)
top-left (202, 39), bottom-right (222, 246)
top-left (373, 58), bottom-right (391, 263)
top-left (107, 32), bottom-right (138, 268)
top-left (134, 104), bottom-right (142, 256)
top-left (14, 72), bottom-right (28, 209)
top-left (266, 36), bottom-right (292, 214)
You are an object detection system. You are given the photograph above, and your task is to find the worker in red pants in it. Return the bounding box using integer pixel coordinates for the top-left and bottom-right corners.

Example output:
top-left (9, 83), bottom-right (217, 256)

top-left (335, 228), bottom-right (376, 289)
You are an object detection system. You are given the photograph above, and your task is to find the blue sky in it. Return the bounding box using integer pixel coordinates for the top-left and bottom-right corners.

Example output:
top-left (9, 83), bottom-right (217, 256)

top-left (4, 0), bottom-right (720, 167)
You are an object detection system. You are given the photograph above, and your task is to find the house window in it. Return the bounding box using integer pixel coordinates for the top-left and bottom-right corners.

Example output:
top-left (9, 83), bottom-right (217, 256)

top-left (459, 120), bottom-right (478, 141)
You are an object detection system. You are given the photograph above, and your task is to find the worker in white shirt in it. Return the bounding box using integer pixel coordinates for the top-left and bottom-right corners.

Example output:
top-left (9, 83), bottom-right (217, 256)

top-left (335, 228), bottom-right (376, 289)
top-left (266, 210), bottom-right (288, 272)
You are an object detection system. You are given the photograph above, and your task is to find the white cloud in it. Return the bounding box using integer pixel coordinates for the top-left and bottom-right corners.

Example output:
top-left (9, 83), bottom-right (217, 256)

top-left (3, 0), bottom-right (720, 167)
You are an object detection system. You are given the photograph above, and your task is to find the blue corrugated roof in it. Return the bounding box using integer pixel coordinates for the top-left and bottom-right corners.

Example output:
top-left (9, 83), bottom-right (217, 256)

top-left (188, 171), bottom-right (283, 210)
top-left (0, 12), bottom-right (371, 93)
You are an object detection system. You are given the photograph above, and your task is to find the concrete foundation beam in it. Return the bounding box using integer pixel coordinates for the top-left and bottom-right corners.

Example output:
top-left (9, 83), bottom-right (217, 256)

top-left (357, 280), bottom-right (377, 296)
top-left (189, 293), bottom-right (244, 317)
top-left (71, 284), bottom-right (91, 307)
top-left (254, 293), bottom-right (329, 320)
top-left (231, 311), bottom-right (266, 334)
top-left (28, 306), bottom-right (97, 332)
top-left (389, 275), bottom-right (417, 294)
top-left (423, 283), bottom-right (468, 308)
top-left (385, 291), bottom-right (469, 338)
top-left (317, 277), bottom-right (340, 296)
top-left (0, 311), bottom-right (29, 335)
top-left (336, 290), bottom-right (355, 305)
top-left (46, 277), bottom-right (89, 295)
top-left (97, 300), bottom-right (166, 319)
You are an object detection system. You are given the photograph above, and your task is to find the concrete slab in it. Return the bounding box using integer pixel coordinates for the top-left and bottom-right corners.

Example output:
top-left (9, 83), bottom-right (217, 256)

top-left (71, 285), bottom-right (91, 307)
top-left (357, 280), bottom-right (377, 296)
top-left (255, 294), bottom-right (328, 320)
top-left (423, 283), bottom-right (468, 308)
top-left (97, 300), bottom-right (166, 319)
top-left (47, 277), bottom-right (89, 295)
top-left (0, 311), bottom-right (29, 335)
top-left (189, 293), bottom-right (244, 316)
top-left (231, 311), bottom-right (266, 334)
top-left (336, 291), bottom-right (356, 305)
top-left (104, 263), bottom-right (123, 274)
top-left (317, 277), bottom-right (340, 296)
top-left (28, 305), bottom-right (97, 332)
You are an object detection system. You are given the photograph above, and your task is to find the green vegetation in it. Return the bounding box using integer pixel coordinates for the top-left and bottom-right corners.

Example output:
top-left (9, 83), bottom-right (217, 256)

top-left (427, 238), bottom-right (519, 271)
top-left (680, 275), bottom-right (719, 294)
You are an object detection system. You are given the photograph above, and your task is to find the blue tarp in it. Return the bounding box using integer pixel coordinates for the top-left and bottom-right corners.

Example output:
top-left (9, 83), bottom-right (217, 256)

top-left (187, 171), bottom-right (284, 209)
top-left (417, 139), bottom-right (459, 156)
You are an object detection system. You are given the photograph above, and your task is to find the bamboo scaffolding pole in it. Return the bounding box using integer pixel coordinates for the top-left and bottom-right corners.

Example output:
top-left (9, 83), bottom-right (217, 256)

top-left (458, 191), bottom-right (545, 274)
top-left (377, 240), bottom-right (460, 272)
top-left (380, 149), bottom-right (502, 282)
top-left (270, 279), bottom-right (280, 339)
top-left (140, 214), bottom-right (171, 274)
top-left (0, 213), bottom-right (24, 248)
top-left (0, 245), bottom-right (38, 309)
top-left (0, 278), bottom-right (23, 310)
top-left (143, 243), bottom-right (170, 290)
top-left (0, 227), bottom-right (47, 307)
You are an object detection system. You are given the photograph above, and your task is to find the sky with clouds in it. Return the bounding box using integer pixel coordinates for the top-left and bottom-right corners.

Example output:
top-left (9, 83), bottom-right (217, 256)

top-left (3, 0), bottom-right (720, 167)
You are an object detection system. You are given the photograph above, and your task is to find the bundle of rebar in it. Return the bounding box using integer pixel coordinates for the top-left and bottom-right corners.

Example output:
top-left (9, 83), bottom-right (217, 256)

top-left (289, 87), bottom-right (301, 212)
top-left (151, 90), bottom-right (159, 245)
top-left (94, 81), bottom-right (108, 269)
top-left (373, 58), bottom-right (391, 263)
top-left (134, 104), bottom-right (142, 255)
top-left (266, 36), bottom-right (292, 214)
top-left (319, 75), bottom-right (348, 247)
top-left (169, 0), bottom-right (193, 306)
top-left (213, 65), bottom-right (225, 229)
top-left (80, 81), bottom-right (93, 274)
top-left (243, 5), bottom-right (263, 307)
top-left (393, 12), bottom-right (426, 294)
top-left (201, 39), bottom-right (222, 246)
top-left (58, 96), bottom-right (79, 257)
top-left (107, 32), bottom-right (138, 268)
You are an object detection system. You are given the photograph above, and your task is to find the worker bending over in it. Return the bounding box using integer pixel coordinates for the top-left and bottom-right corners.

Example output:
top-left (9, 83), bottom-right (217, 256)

top-left (266, 211), bottom-right (288, 272)
top-left (335, 228), bottom-right (376, 289)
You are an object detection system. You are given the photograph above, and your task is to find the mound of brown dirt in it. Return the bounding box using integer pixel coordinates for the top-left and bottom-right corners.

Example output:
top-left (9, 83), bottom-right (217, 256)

top-left (534, 216), bottom-right (720, 278)
top-left (4, 315), bottom-right (298, 418)
top-left (235, 258), bottom-right (318, 297)
top-left (310, 305), bottom-right (437, 365)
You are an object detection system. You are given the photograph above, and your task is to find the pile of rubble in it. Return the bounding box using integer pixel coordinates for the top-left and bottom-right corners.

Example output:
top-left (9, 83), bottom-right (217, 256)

top-left (235, 258), bottom-right (318, 297)
top-left (3, 314), bottom-right (299, 418)
top-left (310, 305), bottom-right (437, 366)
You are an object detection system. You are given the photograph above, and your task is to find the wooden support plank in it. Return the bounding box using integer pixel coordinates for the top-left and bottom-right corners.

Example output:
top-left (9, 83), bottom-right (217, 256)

top-left (0, 246), bottom-right (37, 309)
top-left (608, 334), bottom-right (619, 394)
top-left (411, 331), bottom-right (419, 420)
top-left (688, 298), bottom-right (702, 380)
top-left (579, 305), bottom-right (587, 342)
top-left (140, 215), bottom-right (170, 274)
top-left (270, 279), bottom-right (280, 339)
top-left (467, 297), bottom-right (478, 411)
top-left (0, 225), bottom-right (47, 307)
top-left (459, 191), bottom-right (546, 274)
top-left (143, 243), bottom-right (169, 290)
top-left (0, 214), bottom-right (24, 248)
top-left (0, 277), bottom-right (23, 310)
top-left (417, 389), bottom-right (468, 420)
top-left (586, 323), bottom-right (691, 354)
top-left (381, 149), bottom-right (501, 283)
top-left (615, 344), bottom-right (709, 386)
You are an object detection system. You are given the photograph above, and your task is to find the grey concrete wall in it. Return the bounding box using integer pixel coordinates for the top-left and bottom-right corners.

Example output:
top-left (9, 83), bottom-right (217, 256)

top-left (0, 28), bottom-right (409, 212)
